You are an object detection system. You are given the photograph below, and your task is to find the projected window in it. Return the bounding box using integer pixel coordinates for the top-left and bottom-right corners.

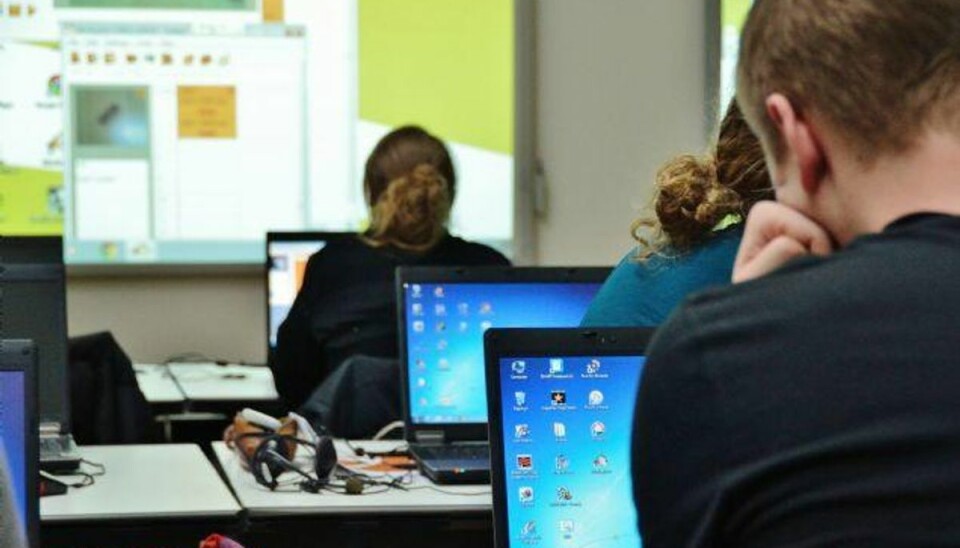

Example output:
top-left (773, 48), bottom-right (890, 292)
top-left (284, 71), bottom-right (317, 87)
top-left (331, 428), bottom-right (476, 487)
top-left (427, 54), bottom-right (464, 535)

top-left (61, 23), bottom-right (307, 263)
top-left (2, 0), bottom-right (517, 264)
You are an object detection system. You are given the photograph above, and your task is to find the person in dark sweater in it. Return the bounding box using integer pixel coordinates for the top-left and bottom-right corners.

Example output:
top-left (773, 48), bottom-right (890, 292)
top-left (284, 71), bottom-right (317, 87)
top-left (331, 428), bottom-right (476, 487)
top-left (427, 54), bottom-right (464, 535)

top-left (633, 1), bottom-right (960, 546)
top-left (271, 126), bottom-right (508, 409)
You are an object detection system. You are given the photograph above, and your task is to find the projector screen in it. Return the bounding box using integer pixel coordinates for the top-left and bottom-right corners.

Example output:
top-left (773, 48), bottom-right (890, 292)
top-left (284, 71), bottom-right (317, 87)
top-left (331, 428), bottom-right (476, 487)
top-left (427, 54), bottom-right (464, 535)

top-left (0, 0), bottom-right (517, 265)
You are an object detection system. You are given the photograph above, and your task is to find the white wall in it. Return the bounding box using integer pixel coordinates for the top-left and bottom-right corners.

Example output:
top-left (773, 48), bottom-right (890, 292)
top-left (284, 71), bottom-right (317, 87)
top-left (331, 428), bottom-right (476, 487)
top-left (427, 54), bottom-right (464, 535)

top-left (535, 0), bottom-right (709, 265)
top-left (66, 0), bottom-right (710, 363)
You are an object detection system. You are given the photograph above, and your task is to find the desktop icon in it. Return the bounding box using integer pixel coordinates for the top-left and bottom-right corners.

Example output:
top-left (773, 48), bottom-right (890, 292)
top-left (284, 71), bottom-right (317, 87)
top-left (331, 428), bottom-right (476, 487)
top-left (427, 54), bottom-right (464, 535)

top-left (411, 284), bottom-right (423, 298)
top-left (551, 390), bottom-right (567, 406)
top-left (479, 302), bottom-right (493, 315)
top-left (549, 359), bottom-right (565, 375)
top-left (591, 421), bottom-right (606, 439)
top-left (553, 422), bottom-right (567, 439)
top-left (521, 521), bottom-right (538, 538)
top-left (588, 390), bottom-right (604, 406)
top-left (438, 358), bottom-right (450, 371)
top-left (514, 391), bottom-right (527, 407)
top-left (514, 424), bottom-right (531, 439)
top-left (457, 302), bottom-right (469, 315)
top-left (458, 321), bottom-right (469, 332)
top-left (517, 454), bottom-right (533, 470)
top-left (519, 486), bottom-right (534, 504)
top-left (511, 360), bottom-right (527, 375)
top-left (413, 320), bottom-right (425, 333)
top-left (559, 520), bottom-right (575, 540)
top-left (555, 454), bottom-right (570, 473)
top-left (437, 339), bottom-right (448, 351)
top-left (593, 454), bottom-right (609, 471)
top-left (435, 321), bottom-right (446, 333)
top-left (417, 377), bottom-right (427, 388)
top-left (435, 303), bottom-right (447, 316)
top-left (434, 286), bottom-right (445, 298)
top-left (556, 487), bottom-right (573, 502)
top-left (415, 359), bottom-right (426, 370)
top-left (586, 359), bottom-right (601, 375)
top-left (480, 321), bottom-right (493, 331)
top-left (411, 303), bottom-right (424, 316)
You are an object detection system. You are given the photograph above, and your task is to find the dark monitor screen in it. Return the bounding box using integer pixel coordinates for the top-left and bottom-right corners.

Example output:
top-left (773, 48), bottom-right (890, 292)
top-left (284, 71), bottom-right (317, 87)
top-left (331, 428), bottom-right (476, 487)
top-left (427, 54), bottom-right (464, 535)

top-left (0, 237), bottom-right (70, 428)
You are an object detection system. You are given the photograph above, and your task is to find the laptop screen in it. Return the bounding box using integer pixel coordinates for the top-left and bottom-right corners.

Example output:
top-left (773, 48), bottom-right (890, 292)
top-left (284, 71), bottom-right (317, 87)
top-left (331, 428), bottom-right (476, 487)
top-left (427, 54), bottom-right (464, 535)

top-left (0, 370), bottom-right (29, 547)
top-left (401, 282), bottom-right (602, 425)
top-left (495, 354), bottom-right (645, 547)
top-left (267, 238), bottom-right (330, 349)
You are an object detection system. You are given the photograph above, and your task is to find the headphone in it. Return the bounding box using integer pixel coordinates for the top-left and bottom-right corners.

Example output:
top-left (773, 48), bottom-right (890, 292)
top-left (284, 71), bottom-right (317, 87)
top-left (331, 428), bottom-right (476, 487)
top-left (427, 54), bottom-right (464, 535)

top-left (237, 432), bottom-right (339, 493)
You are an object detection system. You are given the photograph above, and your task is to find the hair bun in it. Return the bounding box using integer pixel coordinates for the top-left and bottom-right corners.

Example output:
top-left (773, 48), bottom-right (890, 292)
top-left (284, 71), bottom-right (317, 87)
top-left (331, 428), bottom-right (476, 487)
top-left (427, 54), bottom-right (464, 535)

top-left (638, 154), bottom-right (743, 252)
top-left (367, 163), bottom-right (452, 252)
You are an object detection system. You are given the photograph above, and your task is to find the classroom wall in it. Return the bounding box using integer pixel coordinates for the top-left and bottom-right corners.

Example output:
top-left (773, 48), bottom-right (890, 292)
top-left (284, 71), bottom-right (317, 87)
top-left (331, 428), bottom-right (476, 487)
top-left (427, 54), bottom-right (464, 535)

top-left (66, 0), bottom-right (710, 363)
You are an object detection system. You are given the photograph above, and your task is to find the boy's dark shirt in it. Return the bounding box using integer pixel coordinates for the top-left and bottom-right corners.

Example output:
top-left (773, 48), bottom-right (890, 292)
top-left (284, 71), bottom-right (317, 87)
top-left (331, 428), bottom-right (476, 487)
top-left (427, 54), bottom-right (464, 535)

top-left (634, 214), bottom-right (960, 547)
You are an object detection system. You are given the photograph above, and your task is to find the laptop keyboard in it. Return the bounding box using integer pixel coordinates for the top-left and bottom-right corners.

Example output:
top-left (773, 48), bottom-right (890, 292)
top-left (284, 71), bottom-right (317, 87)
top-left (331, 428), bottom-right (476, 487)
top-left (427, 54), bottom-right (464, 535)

top-left (414, 444), bottom-right (490, 461)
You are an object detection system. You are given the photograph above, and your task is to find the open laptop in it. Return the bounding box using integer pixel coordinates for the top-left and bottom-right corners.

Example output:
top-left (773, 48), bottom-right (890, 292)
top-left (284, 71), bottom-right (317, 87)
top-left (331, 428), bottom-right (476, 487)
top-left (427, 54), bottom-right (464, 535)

top-left (484, 328), bottom-right (654, 548)
top-left (0, 340), bottom-right (40, 548)
top-left (265, 231), bottom-right (352, 359)
top-left (0, 237), bottom-right (81, 472)
top-left (396, 267), bottom-right (610, 484)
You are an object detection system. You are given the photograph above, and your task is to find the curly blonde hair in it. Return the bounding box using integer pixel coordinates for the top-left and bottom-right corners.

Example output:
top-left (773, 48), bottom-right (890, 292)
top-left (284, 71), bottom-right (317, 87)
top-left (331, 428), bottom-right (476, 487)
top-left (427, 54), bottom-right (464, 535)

top-left (633, 100), bottom-right (772, 258)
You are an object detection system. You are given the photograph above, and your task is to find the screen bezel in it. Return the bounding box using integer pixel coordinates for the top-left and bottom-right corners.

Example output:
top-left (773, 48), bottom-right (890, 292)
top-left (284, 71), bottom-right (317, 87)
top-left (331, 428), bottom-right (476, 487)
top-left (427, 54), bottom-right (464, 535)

top-left (264, 231), bottom-right (354, 360)
top-left (396, 266), bottom-right (612, 443)
top-left (0, 340), bottom-right (39, 548)
top-left (483, 327), bottom-right (654, 548)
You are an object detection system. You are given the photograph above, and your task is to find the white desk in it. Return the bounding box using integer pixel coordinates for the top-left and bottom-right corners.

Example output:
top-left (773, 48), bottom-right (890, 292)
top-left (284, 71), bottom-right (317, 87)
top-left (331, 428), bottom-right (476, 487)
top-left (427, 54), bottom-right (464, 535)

top-left (132, 364), bottom-right (186, 404)
top-left (42, 445), bottom-right (241, 522)
top-left (166, 363), bottom-right (279, 402)
top-left (211, 440), bottom-right (492, 517)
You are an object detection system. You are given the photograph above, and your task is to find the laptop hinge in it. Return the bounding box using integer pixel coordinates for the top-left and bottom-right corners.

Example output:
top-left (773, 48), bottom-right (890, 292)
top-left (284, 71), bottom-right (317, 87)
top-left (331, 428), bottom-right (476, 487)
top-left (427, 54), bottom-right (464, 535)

top-left (414, 430), bottom-right (445, 445)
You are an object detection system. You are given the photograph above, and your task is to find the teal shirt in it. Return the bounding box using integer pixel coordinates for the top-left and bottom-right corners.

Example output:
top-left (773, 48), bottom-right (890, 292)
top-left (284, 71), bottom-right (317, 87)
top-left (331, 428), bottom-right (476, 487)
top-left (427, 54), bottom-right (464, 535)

top-left (581, 227), bottom-right (743, 327)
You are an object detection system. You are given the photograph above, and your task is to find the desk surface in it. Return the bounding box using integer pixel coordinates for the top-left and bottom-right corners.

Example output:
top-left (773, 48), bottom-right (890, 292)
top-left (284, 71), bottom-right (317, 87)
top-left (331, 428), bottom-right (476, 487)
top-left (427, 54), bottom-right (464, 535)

top-left (133, 364), bottom-right (186, 404)
top-left (42, 445), bottom-right (241, 522)
top-left (167, 363), bottom-right (279, 402)
top-left (212, 441), bottom-right (492, 517)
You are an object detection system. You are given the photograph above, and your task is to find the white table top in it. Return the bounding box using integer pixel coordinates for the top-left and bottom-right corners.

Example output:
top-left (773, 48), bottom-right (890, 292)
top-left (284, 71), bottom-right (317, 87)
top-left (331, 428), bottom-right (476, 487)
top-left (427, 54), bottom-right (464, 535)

top-left (42, 445), bottom-right (241, 522)
top-left (132, 364), bottom-right (186, 404)
top-left (166, 363), bottom-right (279, 402)
top-left (212, 440), bottom-right (492, 517)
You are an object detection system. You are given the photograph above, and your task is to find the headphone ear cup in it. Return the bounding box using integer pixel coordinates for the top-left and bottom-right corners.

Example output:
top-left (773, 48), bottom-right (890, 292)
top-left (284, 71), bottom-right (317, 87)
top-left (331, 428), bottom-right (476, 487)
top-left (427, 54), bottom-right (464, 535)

top-left (314, 436), bottom-right (338, 481)
top-left (251, 438), bottom-right (288, 490)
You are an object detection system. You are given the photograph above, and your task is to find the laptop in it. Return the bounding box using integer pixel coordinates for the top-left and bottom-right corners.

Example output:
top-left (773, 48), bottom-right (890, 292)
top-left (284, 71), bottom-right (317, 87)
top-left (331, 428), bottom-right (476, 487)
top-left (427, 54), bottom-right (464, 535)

top-left (396, 267), bottom-right (611, 484)
top-left (0, 236), bottom-right (81, 472)
top-left (265, 231), bottom-right (352, 358)
top-left (0, 340), bottom-right (40, 548)
top-left (484, 328), bottom-right (654, 548)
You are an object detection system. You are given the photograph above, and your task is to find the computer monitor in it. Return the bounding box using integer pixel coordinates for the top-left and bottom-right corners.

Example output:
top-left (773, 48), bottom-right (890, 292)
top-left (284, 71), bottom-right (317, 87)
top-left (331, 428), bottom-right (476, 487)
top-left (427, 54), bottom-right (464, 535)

top-left (0, 340), bottom-right (39, 548)
top-left (397, 267), bottom-right (610, 442)
top-left (265, 232), bottom-right (352, 355)
top-left (484, 328), bottom-right (653, 548)
top-left (0, 237), bottom-right (70, 429)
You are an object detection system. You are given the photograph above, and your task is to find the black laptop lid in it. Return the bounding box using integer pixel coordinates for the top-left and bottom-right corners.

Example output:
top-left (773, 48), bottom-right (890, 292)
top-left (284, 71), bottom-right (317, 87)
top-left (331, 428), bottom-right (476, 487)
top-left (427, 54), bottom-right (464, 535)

top-left (0, 340), bottom-right (39, 548)
top-left (396, 267), bottom-right (610, 443)
top-left (484, 328), bottom-right (653, 548)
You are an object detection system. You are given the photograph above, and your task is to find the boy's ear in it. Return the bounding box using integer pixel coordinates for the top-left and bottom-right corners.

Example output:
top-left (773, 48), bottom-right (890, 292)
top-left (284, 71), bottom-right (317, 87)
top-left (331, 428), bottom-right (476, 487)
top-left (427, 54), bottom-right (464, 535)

top-left (766, 94), bottom-right (828, 195)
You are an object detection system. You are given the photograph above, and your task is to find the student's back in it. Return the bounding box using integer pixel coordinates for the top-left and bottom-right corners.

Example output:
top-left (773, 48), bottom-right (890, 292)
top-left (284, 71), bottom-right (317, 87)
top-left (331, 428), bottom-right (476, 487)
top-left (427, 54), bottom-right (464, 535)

top-left (635, 213), bottom-right (960, 545)
top-left (272, 234), bottom-right (506, 408)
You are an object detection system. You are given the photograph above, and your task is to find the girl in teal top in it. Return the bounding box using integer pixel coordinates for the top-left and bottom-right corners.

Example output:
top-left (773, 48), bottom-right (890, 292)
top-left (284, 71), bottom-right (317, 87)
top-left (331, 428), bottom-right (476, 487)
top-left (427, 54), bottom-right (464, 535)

top-left (582, 101), bottom-right (773, 327)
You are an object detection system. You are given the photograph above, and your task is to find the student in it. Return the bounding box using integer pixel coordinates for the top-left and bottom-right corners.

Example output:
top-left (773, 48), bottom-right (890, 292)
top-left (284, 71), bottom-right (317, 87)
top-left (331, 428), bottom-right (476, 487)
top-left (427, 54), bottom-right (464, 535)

top-left (581, 100), bottom-right (771, 327)
top-left (271, 126), bottom-right (509, 410)
top-left (633, 0), bottom-right (960, 545)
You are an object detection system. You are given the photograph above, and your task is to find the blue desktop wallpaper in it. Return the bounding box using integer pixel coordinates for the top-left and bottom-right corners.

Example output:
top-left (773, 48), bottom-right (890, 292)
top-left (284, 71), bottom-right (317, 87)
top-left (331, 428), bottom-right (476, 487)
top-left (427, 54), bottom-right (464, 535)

top-left (0, 372), bottom-right (27, 540)
top-left (403, 283), bottom-right (602, 424)
top-left (498, 355), bottom-right (645, 547)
